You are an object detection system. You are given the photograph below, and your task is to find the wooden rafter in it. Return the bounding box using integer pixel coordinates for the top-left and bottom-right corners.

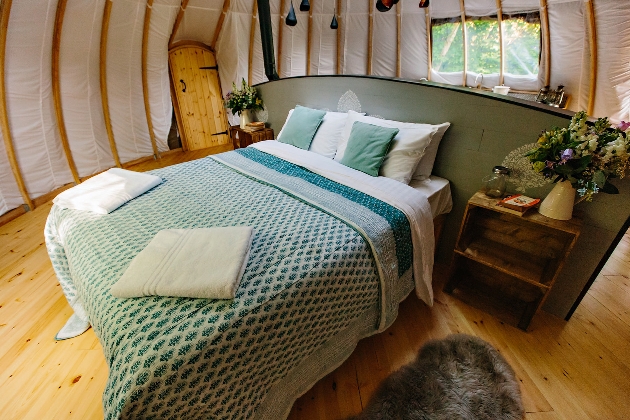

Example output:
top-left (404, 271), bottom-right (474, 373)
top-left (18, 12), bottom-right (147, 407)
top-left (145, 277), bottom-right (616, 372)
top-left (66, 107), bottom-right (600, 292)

top-left (585, 0), bottom-right (597, 115)
top-left (248, 0), bottom-right (258, 85)
top-left (539, 0), bottom-right (551, 87)
top-left (0, 0), bottom-right (33, 209)
top-left (168, 0), bottom-right (189, 47)
top-left (278, 0), bottom-right (285, 76)
top-left (211, 0), bottom-right (232, 51)
top-left (307, 0), bottom-right (313, 75)
top-left (396, 1), bottom-right (401, 78)
top-left (496, 0), bottom-right (504, 85)
top-left (142, 0), bottom-right (160, 159)
top-left (367, 0), bottom-right (373, 75)
top-left (459, 0), bottom-right (467, 86)
top-left (52, 0), bottom-right (80, 184)
top-left (425, 7), bottom-right (431, 80)
top-left (336, 0), bottom-right (343, 74)
top-left (100, 0), bottom-right (121, 167)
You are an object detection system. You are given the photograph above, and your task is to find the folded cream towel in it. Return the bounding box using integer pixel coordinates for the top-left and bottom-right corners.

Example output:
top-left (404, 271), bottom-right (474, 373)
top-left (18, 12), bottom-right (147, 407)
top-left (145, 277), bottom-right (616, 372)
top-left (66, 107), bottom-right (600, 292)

top-left (53, 168), bottom-right (162, 214)
top-left (111, 227), bottom-right (254, 299)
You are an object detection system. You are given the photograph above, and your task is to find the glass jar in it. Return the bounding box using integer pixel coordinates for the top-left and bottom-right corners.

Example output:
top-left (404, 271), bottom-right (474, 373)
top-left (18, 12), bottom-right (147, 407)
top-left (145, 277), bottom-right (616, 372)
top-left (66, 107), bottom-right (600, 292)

top-left (482, 166), bottom-right (510, 198)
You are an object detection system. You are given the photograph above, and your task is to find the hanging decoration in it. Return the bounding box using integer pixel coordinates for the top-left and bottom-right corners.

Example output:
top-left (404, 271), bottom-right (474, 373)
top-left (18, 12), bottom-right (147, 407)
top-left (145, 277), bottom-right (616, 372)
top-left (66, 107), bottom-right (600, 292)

top-left (419, 0), bottom-right (429, 7)
top-left (376, 0), bottom-right (398, 13)
top-left (330, 14), bottom-right (338, 29)
top-left (300, 0), bottom-right (310, 12)
top-left (286, 0), bottom-right (297, 26)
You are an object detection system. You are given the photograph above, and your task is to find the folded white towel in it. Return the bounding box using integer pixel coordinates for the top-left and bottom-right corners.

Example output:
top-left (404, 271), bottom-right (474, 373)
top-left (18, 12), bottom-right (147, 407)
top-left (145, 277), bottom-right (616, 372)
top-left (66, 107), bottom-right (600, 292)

top-left (111, 227), bottom-right (254, 299)
top-left (53, 168), bottom-right (162, 214)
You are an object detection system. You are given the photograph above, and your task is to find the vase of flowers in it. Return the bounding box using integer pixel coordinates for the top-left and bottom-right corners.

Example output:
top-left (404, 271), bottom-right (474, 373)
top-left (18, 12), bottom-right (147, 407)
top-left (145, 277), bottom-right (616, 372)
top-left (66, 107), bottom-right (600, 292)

top-left (223, 79), bottom-right (264, 129)
top-left (526, 111), bottom-right (630, 220)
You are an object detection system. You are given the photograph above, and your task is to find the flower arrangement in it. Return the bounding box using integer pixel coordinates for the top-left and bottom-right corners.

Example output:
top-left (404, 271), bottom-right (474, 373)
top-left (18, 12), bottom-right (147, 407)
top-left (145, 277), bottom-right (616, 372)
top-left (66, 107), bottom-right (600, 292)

top-left (526, 111), bottom-right (630, 200)
top-left (223, 78), bottom-right (263, 115)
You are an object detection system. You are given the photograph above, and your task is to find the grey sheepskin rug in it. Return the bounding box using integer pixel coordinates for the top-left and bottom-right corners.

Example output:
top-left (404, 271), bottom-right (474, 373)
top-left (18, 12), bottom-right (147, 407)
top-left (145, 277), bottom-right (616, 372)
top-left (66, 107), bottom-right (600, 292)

top-left (350, 334), bottom-right (524, 420)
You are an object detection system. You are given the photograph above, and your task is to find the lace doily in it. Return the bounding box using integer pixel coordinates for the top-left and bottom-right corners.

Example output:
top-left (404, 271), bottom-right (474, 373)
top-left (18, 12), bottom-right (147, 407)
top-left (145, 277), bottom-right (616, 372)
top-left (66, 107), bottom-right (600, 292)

top-left (337, 90), bottom-right (361, 113)
top-left (502, 143), bottom-right (551, 192)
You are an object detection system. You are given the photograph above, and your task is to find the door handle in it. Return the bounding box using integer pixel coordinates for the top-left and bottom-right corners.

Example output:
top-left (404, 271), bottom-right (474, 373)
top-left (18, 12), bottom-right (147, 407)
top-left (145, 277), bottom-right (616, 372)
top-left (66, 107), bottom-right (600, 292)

top-left (180, 79), bottom-right (186, 92)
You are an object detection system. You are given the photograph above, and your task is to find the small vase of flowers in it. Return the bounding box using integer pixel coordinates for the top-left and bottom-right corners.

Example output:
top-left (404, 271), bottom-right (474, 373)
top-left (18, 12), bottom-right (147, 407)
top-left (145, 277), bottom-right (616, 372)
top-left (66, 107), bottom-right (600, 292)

top-left (224, 79), bottom-right (264, 128)
top-left (526, 111), bottom-right (630, 219)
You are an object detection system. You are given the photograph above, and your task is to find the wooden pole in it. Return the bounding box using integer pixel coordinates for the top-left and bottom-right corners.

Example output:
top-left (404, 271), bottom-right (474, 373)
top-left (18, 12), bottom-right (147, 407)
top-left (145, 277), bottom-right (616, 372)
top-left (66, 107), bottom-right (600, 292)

top-left (0, 0), bottom-right (33, 209)
top-left (367, 0), bottom-right (373, 75)
top-left (459, 0), bottom-right (467, 86)
top-left (52, 0), bottom-right (80, 184)
top-left (395, 2), bottom-right (401, 78)
top-left (496, 0), bottom-right (504, 86)
top-left (307, 0), bottom-right (313, 75)
top-left (585, 0), bottom-right (597, 115)
top-left (336, 0), bottom-right (343, 74)
top-left (540, 0), bottom-right (551, 87)
top-left (278, 0), bottom-right (285, 76)
top-left (425, 8), bottom-right (431, 80)
top-left (99, 0), bottom-right (121, 167)
top-left (248, 0), bottom-right (258, 85)
top-left (141, 0), bottom-right (159, 159)
top-left (211, 0), bottom-right (232, 50)
top-left (168, 0), bottom-right (189, 47)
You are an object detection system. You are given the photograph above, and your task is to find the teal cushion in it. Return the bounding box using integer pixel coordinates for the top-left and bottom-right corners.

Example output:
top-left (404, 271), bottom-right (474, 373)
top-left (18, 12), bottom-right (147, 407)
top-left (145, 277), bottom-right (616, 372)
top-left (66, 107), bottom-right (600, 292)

top-left (340, 121), bottom-right (399, 176)
top-left (276, 105), bottom-right (326, 149)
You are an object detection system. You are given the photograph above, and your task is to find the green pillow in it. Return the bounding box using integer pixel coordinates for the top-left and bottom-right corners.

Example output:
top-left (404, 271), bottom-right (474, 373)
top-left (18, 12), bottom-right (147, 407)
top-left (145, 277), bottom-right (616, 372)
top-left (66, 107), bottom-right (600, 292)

top-left (340, 121), bottom-right (399, 176)
top-left (277, 105), bottom-right (326, 149)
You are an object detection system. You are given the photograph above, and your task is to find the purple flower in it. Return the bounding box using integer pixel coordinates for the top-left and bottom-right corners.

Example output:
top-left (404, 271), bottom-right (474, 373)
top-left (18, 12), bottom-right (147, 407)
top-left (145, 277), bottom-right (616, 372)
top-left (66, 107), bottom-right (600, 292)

top-left (619, 121), bottom-right (630, 131)
top-left (560, 148), bottom-right (574, 163)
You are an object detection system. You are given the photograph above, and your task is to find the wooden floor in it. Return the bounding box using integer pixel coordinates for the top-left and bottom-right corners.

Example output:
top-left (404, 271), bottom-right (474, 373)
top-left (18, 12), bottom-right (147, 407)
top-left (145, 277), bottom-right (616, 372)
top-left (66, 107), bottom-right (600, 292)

top-left (1, 148), bottom-right (629, 419)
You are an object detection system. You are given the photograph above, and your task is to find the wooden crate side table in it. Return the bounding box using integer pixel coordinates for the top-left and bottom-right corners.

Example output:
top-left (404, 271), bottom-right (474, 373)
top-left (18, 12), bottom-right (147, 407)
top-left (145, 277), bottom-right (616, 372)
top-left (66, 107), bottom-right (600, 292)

top-left (229, 125), bottom-right (274, 149)
top-left (444, 191), bottom-right (581, 330)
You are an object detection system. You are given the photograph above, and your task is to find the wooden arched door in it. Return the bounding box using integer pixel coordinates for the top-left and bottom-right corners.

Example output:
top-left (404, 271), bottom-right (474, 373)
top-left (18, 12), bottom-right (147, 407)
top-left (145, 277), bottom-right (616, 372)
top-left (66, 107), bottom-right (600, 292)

top-left (168, 42), bottom-right (230, 151)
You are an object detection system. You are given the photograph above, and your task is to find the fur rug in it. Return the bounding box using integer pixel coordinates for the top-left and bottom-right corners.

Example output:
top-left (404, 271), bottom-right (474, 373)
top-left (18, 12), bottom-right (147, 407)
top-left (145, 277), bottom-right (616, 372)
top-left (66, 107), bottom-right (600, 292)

top-left (350, 334), bottom-right (524, 420)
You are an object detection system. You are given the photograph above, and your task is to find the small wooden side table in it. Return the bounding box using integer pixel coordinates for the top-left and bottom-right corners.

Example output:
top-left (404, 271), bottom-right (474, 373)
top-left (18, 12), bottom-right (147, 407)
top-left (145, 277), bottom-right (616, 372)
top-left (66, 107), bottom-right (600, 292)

top-left (444, 191), bottom-right (582, 331)
top-left (229, 125), bottom-right (274, 149)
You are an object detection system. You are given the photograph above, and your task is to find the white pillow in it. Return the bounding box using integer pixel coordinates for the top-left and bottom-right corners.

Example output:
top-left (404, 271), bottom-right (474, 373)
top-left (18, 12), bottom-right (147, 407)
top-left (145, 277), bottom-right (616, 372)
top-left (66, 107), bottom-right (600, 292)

top-left (334, 110), bottom-right (441, 184)
top-left (411, 122), bottom-right (451, 181)
top-left (277, 108), bottom-right (363, 159)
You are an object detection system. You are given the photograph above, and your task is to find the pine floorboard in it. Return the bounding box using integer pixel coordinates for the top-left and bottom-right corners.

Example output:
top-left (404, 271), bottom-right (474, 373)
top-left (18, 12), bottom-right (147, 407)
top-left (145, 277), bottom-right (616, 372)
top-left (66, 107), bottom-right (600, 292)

top-left (1, 147), bottom-right (629, 419)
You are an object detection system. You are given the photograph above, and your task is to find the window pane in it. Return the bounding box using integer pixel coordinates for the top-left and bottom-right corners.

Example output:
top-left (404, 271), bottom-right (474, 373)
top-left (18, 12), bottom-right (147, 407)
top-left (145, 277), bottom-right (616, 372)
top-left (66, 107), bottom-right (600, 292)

top-left (432, 18), bottom-right (464, 73)
top-left (466, 17), bottom-right (500, 74)
top-left (504, 12), bottom-right (541, 76)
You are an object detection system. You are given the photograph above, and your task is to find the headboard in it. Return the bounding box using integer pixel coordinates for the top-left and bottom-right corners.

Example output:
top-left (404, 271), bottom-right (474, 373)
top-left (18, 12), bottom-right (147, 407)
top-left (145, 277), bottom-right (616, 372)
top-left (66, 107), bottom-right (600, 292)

top-left (256, 75), bottom-right (630, 319)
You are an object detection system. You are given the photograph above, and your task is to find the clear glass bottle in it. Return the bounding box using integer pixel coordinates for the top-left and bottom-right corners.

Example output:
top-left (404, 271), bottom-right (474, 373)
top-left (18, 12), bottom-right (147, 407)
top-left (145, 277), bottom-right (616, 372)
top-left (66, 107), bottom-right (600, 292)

top-left (482, 166), bottom-right (510, 198)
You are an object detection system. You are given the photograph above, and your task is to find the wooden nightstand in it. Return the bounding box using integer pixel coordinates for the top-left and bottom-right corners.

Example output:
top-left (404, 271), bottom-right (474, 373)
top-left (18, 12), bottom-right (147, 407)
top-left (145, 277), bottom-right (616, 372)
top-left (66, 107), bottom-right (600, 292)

top-left (444, 191), bottom-right (581, 331)
top-left (229, 125), bottom-right (274, 149)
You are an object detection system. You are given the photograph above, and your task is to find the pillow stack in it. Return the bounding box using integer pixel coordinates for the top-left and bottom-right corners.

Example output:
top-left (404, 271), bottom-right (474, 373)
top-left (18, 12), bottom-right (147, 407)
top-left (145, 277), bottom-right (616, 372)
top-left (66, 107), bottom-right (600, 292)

top-left (276, 106), bottom-right (450, 184)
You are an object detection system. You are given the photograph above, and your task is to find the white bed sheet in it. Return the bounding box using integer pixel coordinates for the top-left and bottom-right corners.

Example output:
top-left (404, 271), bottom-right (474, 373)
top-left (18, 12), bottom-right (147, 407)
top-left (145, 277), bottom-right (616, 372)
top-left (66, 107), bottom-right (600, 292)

top-left (409, 176), bottom-right (453, 218)
top-left (251, 140), bottom-right (438, 306)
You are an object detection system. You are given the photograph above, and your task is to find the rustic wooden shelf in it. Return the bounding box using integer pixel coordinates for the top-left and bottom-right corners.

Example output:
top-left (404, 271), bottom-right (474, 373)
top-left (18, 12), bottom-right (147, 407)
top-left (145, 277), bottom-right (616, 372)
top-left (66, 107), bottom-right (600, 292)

top-left (445, 191), bottom-right (581, 331)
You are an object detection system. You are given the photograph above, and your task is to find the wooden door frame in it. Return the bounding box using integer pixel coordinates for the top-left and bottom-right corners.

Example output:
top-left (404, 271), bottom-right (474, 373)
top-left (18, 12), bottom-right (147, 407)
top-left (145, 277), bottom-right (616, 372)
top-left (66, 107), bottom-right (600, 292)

top-left (168, 41), bottom-right (229, 151)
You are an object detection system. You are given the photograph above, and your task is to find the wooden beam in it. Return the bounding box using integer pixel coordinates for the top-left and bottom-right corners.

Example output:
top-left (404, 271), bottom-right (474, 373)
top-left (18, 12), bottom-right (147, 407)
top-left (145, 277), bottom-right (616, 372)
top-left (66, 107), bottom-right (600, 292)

top-left (249, 0), bottom-right (258, 85)
top-left (278, 0), bottom-right (285, 76)
top-left (0, 0), bottom-right (34, 210)
top-left (496, 0), bottom-right (504, 86)
top-left (52, 0), bottom-right (80, 184)
top-left (585, 0), bottom-right (597, 115)
top-left (211, 0), bottom-right (232, 51)
top-left (168, 0), bottom-right (189, 47)
top-left (336, 0), bottom-right (343, 74)
top-left (459, 0), bottom-right (467, 86)
top-left (425, 8), bottom-right (431, 80)
top-left (99, 0), bottom-right (121, 167)
top-left (539, 0), bottom-right (551, 87)
top-left (395, 2), bottom-right (401, 78)
top-left (367, 0), bottom-right (373, 75)
top-left (141, 0), bottom-right (160, 159)
top-left (307, 0), bottom-right (313, 75)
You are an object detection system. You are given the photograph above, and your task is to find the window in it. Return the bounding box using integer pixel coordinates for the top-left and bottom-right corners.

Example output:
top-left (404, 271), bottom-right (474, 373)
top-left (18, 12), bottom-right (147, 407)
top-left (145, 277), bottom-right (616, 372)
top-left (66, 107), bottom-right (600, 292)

top-left (431, 11), bottom-right (541, 85)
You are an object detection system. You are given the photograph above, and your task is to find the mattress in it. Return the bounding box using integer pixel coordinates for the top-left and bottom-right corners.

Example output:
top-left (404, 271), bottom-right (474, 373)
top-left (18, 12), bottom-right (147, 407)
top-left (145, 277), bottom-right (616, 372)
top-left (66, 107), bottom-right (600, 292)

top-left (409, 176), bottom-right (453, 218)
top-left (45, 143), bottom-right (445, 419)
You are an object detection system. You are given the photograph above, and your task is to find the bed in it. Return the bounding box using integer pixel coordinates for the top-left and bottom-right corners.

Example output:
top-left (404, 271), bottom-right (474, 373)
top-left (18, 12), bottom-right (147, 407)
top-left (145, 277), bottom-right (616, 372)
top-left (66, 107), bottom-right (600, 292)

top-left (45, 140), bottom-right (452, 419)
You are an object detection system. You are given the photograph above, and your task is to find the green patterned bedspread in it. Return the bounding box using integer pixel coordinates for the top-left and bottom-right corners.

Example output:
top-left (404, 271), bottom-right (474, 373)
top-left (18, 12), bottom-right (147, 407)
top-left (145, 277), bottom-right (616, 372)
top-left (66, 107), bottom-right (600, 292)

top-left (45, 148), bottom-right (415, 419)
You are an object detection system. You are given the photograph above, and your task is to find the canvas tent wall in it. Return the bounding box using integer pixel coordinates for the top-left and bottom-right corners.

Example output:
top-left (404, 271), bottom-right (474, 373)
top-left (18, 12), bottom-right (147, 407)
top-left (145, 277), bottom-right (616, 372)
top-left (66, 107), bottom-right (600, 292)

top-left (0, 0), bottom-right (629, 219)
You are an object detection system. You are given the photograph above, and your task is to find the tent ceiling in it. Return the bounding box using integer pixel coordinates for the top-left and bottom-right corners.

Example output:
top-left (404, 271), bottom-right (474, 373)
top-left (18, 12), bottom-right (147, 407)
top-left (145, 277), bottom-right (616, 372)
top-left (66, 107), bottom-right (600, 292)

top-left (0, 0), bottom-right (628, 218)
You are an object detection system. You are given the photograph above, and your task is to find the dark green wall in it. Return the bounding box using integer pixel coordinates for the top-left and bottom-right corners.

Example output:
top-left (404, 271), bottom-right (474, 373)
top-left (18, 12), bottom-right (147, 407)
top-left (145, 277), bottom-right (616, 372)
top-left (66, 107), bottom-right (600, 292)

top-left (256, 75), bottom-right (630, 319)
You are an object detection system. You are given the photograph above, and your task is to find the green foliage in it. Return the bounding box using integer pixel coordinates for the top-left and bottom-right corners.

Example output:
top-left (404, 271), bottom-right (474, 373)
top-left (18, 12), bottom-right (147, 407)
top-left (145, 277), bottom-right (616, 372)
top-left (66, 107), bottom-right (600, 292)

top-left (223, 79), bottom-right (263, 115)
